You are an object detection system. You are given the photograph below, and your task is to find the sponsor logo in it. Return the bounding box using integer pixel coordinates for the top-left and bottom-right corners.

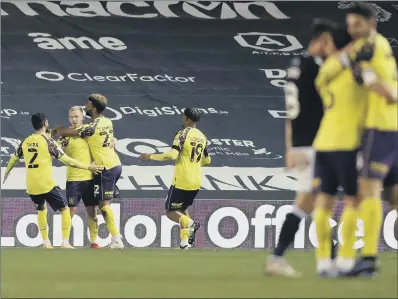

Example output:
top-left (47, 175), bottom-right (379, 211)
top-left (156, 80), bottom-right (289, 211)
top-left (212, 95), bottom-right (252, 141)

top-left (207, 139), bottom-right (282, 160)
top-left (259, 68), bottom-right (287, 88)
top-left (2, 164), bottom-right (295, 191)
top-left (79, 106), bottom-right (227, 121)
top-left (338, 2), bottom-right (392, 22)
top-left (258, 68), bottom-right (290, 119)
top-left (1, 1), bottom-right (289, 20)
top-left (1, 109), bottom-right (29, 119)
top-left (388, 38), bottom-right (398, 48)
top-left (1, 201), bottom-right (396, 249)
top-left (29, 33), bottom-right (127, 51)
top-left (114, 138), bottom-right (282, 161)
top-left (36, 71), bottom-right (195, 84)
top-left (235, 33), bottom-right (303, 56)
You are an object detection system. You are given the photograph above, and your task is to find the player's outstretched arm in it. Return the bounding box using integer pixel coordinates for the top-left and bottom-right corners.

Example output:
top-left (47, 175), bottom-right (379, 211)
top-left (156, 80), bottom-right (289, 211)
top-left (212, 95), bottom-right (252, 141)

top-left (52, 127), bottom-right (79, 138)
top-left (3, 140), bottom-right (24, 184)
top-left (140, 149), bottom-right (179, 162)
top-left (315, 56), bottom-right (344, 91)
top-left (58, 155), bottom-right (103, 175)
top-left (3, 155), bottom-right (19, 184)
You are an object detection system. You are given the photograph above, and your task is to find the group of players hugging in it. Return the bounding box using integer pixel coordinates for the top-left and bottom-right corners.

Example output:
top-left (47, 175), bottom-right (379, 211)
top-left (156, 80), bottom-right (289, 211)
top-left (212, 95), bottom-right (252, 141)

top-left (265, 2), bottom-right (398, 278)
top-left (3, 93), bottom-right (209, 251)
top-left (2, 2), bottom-right (396, 279)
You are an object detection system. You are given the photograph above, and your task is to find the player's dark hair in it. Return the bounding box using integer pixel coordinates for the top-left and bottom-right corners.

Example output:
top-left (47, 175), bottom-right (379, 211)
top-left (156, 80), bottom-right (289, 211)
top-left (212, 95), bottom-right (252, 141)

top-left (88, 94), bottom-right (107, 113)
top-left (348, 2), bottom-right (377, 20)
top-left (31, 113), bottom-right (47, 130)
top-left (333, 28), bottom-right (353, 50)
top-left (184, 108), bottom-right (201, 122)
top-left (310, 18), bottom-right (339, 40)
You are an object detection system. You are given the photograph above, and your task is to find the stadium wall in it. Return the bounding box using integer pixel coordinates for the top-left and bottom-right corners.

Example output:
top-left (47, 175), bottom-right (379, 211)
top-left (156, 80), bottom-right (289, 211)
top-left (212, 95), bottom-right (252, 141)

top-left (1, 198), bottom-right (396, 250)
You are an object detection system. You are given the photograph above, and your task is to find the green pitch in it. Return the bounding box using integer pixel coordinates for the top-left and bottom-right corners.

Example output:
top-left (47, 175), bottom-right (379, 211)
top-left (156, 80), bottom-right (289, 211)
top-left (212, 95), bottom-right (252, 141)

top-left (1, 249), bottom-right (397, 298)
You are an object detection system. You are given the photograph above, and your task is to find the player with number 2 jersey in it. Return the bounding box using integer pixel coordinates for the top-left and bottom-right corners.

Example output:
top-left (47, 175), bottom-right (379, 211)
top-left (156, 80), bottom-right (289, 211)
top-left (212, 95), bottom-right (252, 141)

top-left (3, 113), bottom-right (103, 249)
top-left (52, 94), bottom-right (124, 249)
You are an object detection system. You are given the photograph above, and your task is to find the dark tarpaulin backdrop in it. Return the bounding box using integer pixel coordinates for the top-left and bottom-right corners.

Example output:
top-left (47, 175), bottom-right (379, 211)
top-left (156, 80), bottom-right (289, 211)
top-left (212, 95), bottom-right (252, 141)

top-left (1, 1), bottom-right (398, 199)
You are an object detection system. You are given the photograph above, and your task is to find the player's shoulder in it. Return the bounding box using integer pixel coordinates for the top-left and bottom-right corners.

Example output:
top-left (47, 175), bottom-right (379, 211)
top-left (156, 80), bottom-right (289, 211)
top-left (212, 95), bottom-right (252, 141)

top-left (99, 116), bottom-right (112, 124)
top-left (374, 34), bottom-right (393, 54)
top-left (189, 127), bottom-right (207, 141)
top-left (41, 134), bottom-right (58, 145)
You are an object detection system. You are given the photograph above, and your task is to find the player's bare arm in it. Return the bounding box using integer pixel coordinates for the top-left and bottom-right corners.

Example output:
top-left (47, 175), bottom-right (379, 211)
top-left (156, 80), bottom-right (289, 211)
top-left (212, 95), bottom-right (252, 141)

top-left (58, 155), bottom-right (103, 175)
top-left (3, 140), bottom-right (24, 184)
top-left (139, 149), bottom-right (179, 162)
top-left (52, 127), bottom-right (79, 138)
top-left (3, 155), bottom-right (19, 184)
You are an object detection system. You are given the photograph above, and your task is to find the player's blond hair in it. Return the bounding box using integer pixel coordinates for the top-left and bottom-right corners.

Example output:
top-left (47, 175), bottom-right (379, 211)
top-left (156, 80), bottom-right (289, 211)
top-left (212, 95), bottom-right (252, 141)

top-left (69, 106), bottom-right (84, 114)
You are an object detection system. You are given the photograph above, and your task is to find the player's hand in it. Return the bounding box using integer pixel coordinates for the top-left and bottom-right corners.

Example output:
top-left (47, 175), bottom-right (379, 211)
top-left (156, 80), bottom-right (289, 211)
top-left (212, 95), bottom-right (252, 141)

top-left (50, 125), bottom-right (64, 138)
top-left (110, 138), bottom-right (117, 149)
top-left (139, 153), bottom-right (151, 161)
top-left (286, 151), bottom-right (309, 170)
top-left (2, 173), bottom-right (9, 185)
top-left (355, 42), bottom-right (374, 62)
top-left (285, 150), bottom-right (294, 169)
top-left (88, 162), bottom-right (104, 175)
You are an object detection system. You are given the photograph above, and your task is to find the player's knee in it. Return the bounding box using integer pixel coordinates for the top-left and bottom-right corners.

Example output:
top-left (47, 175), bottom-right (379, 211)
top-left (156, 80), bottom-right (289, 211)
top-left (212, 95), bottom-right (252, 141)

top-left (316, 193), bottom-right (334, 210)
top-left (85, 206), bottom-right (97, 218)
top-left (98, 200), bottom-right (110, 210)
top-left (296, 192), bottom-right (316, 214)
top-left (36, 202), bottom-right (46, 211)
top-left (69, 207), bottom-right (77, 218)
top-left (343, 196), bottom-right (360, 208)
top-left (359, 177), bottom-right (382, 197)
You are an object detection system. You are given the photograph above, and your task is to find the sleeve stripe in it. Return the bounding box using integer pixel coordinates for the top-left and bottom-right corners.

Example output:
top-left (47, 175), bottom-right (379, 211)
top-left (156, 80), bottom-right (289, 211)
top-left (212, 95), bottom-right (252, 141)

top-left (172, 145), bottom-right (181, 152)
top-left (178, 127), bottom-right (191, 150)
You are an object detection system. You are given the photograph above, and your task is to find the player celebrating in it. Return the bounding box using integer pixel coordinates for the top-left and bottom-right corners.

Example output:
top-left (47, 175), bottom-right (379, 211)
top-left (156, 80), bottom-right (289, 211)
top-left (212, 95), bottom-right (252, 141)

top-left (309, 23), bottom-right (366, 277)
top-left (139, 108), bottom-right (211, 249)
top-left (265, 39), bottom-right (324, 276)
top-left (3, 113), bottom-right (103, 248)
top-left (58, 106), bottom-right (101, 248)
top-left (341, 3), bottom-right (398, 276)
top-left (52, 94), bottom-right (124, 249)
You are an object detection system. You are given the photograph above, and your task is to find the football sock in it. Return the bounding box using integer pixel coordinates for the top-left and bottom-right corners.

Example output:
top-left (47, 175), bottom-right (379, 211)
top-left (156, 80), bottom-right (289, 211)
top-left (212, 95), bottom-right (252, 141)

top-left (314, 207), bottom-right (332, 260)
top-left (37, 209), bottom-right (49, 242)
top-left (88, 216), bottom-right (99, 244)
top-left (180, 228), bottom-right (189, 247)
top-left (361, 197), bottom-right (382, 257)
top-left (60, 208), bottom-right (72, 243)
top-left (179, 215), bottom-right (194, 229)
top-left (273, 212), bottom-right (302, 257)
top-left (100, 206), bottom-right (119, 237)
top-left (338, 206), bottom-right (359, 259)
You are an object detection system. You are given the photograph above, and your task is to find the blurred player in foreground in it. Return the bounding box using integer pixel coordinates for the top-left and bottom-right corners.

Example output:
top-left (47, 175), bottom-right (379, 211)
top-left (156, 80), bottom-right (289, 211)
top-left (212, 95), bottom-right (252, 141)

top-left (53, 94), bottom-right (124, 249)
top-left (309, 23), bottom-right (367, 277)
top-left (3, 113), bottom-right (103, 248)
top-left (58, 106), bottom-right (105, 248)
top-left (342, 2), bottom-right (398, 276)
top-left (139, 108), bottom-right (211, 249)
top-left (265, 30), bottom-right (324, 277)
